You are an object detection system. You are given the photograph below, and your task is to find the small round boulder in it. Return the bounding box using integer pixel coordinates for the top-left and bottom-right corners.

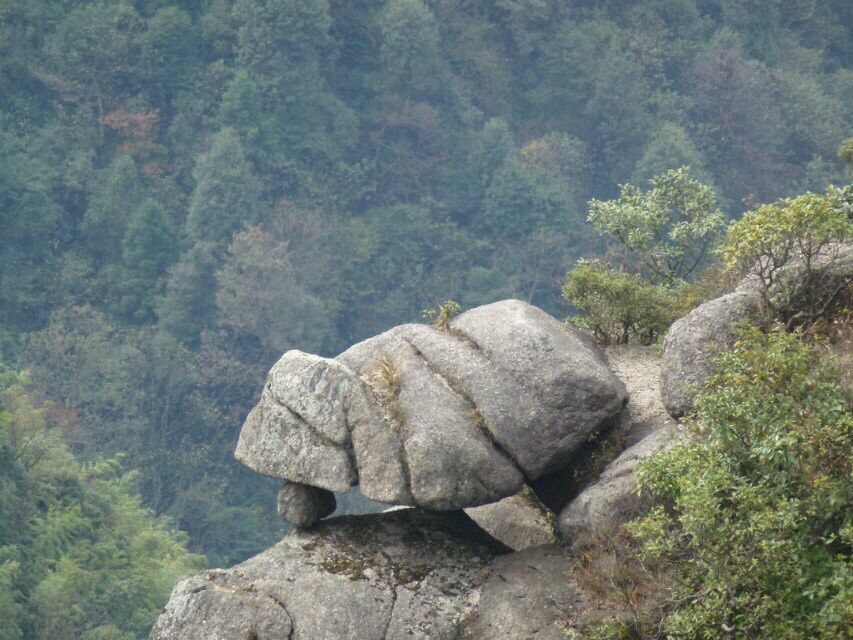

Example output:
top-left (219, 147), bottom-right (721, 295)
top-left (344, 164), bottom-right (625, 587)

top-left (277, 482), bottom-right (336, 528)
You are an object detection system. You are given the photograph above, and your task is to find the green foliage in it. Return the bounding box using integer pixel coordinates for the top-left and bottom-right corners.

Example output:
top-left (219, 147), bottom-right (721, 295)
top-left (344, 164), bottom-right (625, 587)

top-left (721, 189), bottom-right (853, 329)
top-left (588, 167), bottom-right (726, 284)
top-left (157, 242), bottom-right (220, 345)
top-left (0, 117), bottom-right (62, 330)
top-left (0, 370), bottom-right (205, 640)
top-left (24, 306), bottom-right (281, 566)
top-left (840, 138), bottom-right (853, 177)
top-left (563, 261), bottom-right (687, 346)
top-left (0, 0), bottom-right (851, 604)
top-left (631, 123), bottom-right (710, 186)
top-left (82, 155), bottom-right (147, 264)
top-left (565, 168), bottom-right (723, 345)
top-left (379, 0), bottom-right (443, 98)
top-left (119, 199), bottom-right (177, 322)
top-left (627, 328), bottom-right (852, 639)
top-left (422, 299), bottom-right (461, 331)
top-left (216, 225), bottom-right (333, 356)
top-left (184, 128), bottom-right (261, 245)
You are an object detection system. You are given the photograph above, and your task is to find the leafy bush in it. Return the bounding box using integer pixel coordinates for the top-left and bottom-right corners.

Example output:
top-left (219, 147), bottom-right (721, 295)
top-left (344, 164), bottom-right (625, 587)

top-left (721, 189), bottom-right (853, 331)
top-left (562, 261), bottom-right (688, 346)
top-left (565, 168), bottom-right (726, 346)
top-left (587, 167), bottom-right (726, 285)
top-left (622, 328), bottom-right (852, 639)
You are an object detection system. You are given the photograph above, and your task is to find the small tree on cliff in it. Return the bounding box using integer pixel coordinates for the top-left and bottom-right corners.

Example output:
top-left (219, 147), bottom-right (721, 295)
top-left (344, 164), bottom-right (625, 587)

top-left (721, 189), bottom-right (852, 331)
top-left (564, 168), bottom-right (724, 345)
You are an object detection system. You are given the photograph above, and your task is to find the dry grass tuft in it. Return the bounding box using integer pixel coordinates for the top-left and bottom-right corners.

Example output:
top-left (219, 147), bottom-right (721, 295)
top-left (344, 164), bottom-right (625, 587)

top-left (571, 521), bottom-right (672, 640)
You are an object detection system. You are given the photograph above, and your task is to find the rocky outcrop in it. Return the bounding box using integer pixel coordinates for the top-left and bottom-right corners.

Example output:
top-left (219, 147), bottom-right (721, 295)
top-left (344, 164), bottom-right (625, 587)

top-left (462, 545), bottom-right (608, 639)
top-left (150, 510), bottom-right (508, 640)
top-left (152, 273), bottom-right (852, 638)
top-left (236, 299), bottom-right (627, 515)
top-left (556, 345), bottom-right (681, 537)
top-left (465, 489), bottom-right (557, 551)
top-left (662, 242), bottom-right (853, 418)
top-left (660, 290), bottom-right (765, 417)
top-left (558, 424), bottom-right (678, 538)
top-left (150, 510), bottom-right (622, 640)
top-left (604, 345), bottom-right (676, 445)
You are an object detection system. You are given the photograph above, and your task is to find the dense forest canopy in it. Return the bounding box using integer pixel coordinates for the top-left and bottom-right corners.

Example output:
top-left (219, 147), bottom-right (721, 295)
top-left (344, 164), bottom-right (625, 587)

top-left (0, 2), bottom-right (850, 634)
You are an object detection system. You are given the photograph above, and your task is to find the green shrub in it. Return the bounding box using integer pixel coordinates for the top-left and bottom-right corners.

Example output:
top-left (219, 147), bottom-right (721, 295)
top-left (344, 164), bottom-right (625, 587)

top-left (624, 327), bottom-right (852, 639)
top-left (423, 299), bottom-right (461, 331)
top-left (566, 168), bottom-right (726, 346)
top-left (562, 261), bottom-right (688, 345)
top-left (587, 167), bottom-right (725, 284)
top-left (721, 189), bottom-right (853, 331)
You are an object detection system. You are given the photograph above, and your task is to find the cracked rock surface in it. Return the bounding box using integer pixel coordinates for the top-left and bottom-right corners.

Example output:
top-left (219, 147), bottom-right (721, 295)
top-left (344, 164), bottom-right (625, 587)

top-left (464, 489), bottom-right (557, 551)
top-left (461, 545), bottom-right (605, 640)
top-left (149, 509), bottom-right (507, 640)
top-left (236, 299), bottom-right (627, 513)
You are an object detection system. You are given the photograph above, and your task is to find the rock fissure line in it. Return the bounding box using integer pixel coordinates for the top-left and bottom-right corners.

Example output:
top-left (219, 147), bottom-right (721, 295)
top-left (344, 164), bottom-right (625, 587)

top-left (444, 322), bottom-right (557, 412)
top-left (354, 362), bottom-right (415, 501)
top-left (402, 337), bottom-right (526, 479)
top-left (268, 390), bottom-right (351, 453)
top-left (443, 323), bottom-right (483, 351)
top-left (381, 585), bottom-right (399, 640)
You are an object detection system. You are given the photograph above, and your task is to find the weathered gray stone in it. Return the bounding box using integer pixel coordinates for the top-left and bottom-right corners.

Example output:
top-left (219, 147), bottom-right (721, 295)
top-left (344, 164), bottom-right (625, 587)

top-left (336, 326), bottom-right (414, 505)
top-left (465, 489), bottom-right (557, 551)
top-left (553, 345), bottom-right (682, 538)
top-left (450, 300), bottom-right (628, 477)
top-left (463, 545), bottom-right (602, 640)
top-left (239, 299), bottom-right (627, 515)
top-left (660, 242), bottom-right (852, 420)
top-left (265, 351), bottom-right (361, 445)
top-left (150, 510), bottom-right (508, 640)
top-left (341, 328), bottom-right (524, 509)
top-left (150, 569), bottom-right (292, 640)
top-left (558, 424), bottom-right (680, 538)
top-left (149, 571), bottom-right (293, 640)
top-left (604, 344), bottom-right (677, 445)
top-left (277, 482), bottom-right (336, 528)
top-left (235, 392), bottom-right (356, 492)
top-left (661, 290), bottom-right (765, 417)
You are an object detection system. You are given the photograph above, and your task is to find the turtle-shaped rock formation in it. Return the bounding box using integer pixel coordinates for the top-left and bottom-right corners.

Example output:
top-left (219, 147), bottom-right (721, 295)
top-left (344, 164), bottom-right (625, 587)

top-left (235, 300), bottom-right (628, 526)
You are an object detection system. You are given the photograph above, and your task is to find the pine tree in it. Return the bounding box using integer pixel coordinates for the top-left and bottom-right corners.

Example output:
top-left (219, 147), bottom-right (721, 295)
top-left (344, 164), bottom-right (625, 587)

top-left (157, 242), bottom-right (220, 345)
top-left (119, 199), bottom-right (176, 322)
top-left (184, 128), bottom-right (261, 246)
top-left (81, 155), bottom-right (146, 264)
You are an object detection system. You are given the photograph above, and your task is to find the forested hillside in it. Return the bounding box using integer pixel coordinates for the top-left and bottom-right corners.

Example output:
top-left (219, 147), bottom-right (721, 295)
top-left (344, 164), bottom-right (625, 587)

top-left (0, 0), bottom-right (850, 595)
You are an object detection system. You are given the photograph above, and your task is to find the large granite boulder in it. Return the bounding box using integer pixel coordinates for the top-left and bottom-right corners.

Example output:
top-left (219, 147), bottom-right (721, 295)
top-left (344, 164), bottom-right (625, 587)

top-left (660, 290), bottom-right (765, 417)
top-left (662, 242), bottom-right (853, 418)
top-left (237, 299), bottom-right (627, 515)
top-left (339, 324), bottom-right (524, 509)
top-left (150, 510), bottom-right (508, 640)
top-left (235, 351), bottom-right (367, 492)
